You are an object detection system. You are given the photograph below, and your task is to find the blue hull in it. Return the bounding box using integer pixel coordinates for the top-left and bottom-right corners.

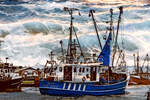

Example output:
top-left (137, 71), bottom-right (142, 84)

top-left (39, 76), bottom-right (129, 96)
top-left (40, 87), bottom-right (125, 96)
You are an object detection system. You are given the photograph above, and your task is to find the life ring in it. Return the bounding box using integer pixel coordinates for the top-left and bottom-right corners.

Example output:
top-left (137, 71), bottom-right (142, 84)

top-left (82, 76), bottom-right (86, 82)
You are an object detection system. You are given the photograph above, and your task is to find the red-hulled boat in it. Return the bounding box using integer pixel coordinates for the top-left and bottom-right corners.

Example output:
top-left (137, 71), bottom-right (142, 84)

top-left (0, 58), bottom-right (22, 92)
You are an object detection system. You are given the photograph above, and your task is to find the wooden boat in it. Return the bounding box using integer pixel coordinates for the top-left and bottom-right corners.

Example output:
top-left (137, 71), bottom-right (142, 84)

top-left (0, 76), bottom-right (22, 92)
top-left (129, 53), bottom-right (150, 85)
top-left (129, 75), bottom-right (150, 85)
top-left (0, 58), bottom-right (22, 92)
top-left (39, 6), bottom-right (129, 96)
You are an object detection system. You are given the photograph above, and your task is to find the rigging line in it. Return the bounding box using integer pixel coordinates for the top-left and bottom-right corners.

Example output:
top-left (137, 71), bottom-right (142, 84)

top-left (142, 54), bottom-right (149, 68)
top-left (72, 26), bottom-right (84, 58)
top-left (95, 19), bottom-right (108, 34)
top-left (120, 17), bottom-right (125, 50)
top-left (112, 26), bottom-right (115, 44)
top-left (115, 50), bottom-right (123, 67)
top-left (97, 24), bottom-right (105, 41)
top-left (97, 23), bottom-right (107, 34)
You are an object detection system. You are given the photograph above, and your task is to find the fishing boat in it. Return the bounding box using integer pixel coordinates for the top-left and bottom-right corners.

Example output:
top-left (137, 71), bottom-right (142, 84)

top-left (129, 53), bottom-right (150, 85)
top-left (0, 58), bottom-right (22, 92)
top-left (0, 76), bottom-right (22, 92)
top-left (39, 6), bottom-right (129, 96)
top-left (0, 41), bottom-right (22, 92)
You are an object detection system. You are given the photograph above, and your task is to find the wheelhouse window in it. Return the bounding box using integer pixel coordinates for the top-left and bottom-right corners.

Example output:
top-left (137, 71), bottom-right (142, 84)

top-left (86, 68), bottom-right (89, 72)
top-left (59, 67), bottom-right (62, 72)
top-left (74, 67), bottom-right (77, 72)
top-left (82, 68), bottom-right (85, 73)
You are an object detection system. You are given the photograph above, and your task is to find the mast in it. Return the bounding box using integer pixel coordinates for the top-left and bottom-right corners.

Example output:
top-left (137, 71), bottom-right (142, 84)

top-left (64, 7), bottom-right (84, 64)
top-left (89, 10), bottom-right (102, 50)
top-left (114, 6), bottom-right (123, 47)
top-left (133, 53), bottom-right (136, 70)
top-left (109, 9), bottom-right (113, 36)
top-left (64, 7), bottom-right (77, 64)
top-left (136, 52), bottom-right (139, 75)
top-left (111, 6), bottom-right (123, 67)
top-left (108, 8), bottom-right (113, 84)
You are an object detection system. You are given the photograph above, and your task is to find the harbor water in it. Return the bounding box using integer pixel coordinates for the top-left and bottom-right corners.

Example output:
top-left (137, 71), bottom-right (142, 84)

top-left (0, 85), bottom-right (149, 100)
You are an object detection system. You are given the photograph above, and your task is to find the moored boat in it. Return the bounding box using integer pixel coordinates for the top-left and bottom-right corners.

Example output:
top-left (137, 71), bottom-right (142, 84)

top-left (129, 75), bottom-right (150, 85)
top-left (129, 53), bottom-right (150, 85)
top-left (0, 59), bottom-right (22, 92)
top-left (40, 76), bottom-right (129, 96)
top-left (39, 6), bottom-right (129, 96)
top-left (0, 76), bottom-right (22, 92)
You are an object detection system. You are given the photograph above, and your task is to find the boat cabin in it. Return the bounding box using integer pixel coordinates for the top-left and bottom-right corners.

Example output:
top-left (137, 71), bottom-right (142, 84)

top-left (62, 62), bottom-right (102, 82)
top-left (44, 61), bottom-right (116, 83)
top-left (0, 63), bottom-right (17, 74)
top-left (18, 67), bottom-right (40, 79)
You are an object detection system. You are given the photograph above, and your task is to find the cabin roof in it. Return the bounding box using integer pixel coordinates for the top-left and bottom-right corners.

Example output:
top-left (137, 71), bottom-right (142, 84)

top-left (15, 67), bottom-right (38, 73)
top-left (61, 62), bottom-right (103, 67)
